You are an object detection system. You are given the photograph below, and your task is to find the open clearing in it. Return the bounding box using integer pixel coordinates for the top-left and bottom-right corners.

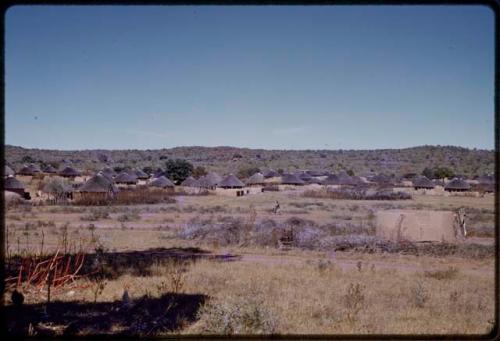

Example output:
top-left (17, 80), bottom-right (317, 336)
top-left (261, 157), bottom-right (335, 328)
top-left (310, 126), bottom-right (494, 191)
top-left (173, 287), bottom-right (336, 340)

top-left (4, 190), bottom-right (496, 336)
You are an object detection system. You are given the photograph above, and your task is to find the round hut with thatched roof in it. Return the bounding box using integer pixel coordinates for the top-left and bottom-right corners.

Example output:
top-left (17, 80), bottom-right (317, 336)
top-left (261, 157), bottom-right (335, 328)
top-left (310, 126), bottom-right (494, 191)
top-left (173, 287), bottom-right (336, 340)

top-left (263, 169), bottom-right (279, 178)
top-left (445, 178), bottom-right (471, 192)
top-left (114, 172), bottom-right (138, 185)
top-left (74, 174), bottom-right (118, 203)
top-left (246, 172), bottom-right (265, 186)
top-left (43, 165), bottom-right (58, 175)
top-left (412, 176), bottom-right (435, 190)
top-left (59, 166), bottom-right (81, 178)
top-left (5, 165), bottom-right (15, 178)
top-left (205, 172), bottom-right (222, 186)
top-left (281, 173), bottom-right (305, 186)
top-left (150, 176), bottom-right (175, 190)
top-left (135, 169), bottom-right (149, 180)
top-left (153, 168), bottom-right (165, 178)
top-left (322, 174), bottom-right (341, 186)
top-left (18, 164), bottom-right (39, 176)
top-left (219, 174), bottom-right (245, 189)
top-left (5, 176), bottom-right (29, 199)
top-left (181, 176), bottom-right (200, 187)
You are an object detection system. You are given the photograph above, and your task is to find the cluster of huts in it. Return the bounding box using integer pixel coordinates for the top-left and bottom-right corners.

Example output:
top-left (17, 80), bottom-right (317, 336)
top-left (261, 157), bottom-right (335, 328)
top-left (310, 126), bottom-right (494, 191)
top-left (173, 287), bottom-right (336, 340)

top-left (3, 163), bottom-right (495, 203)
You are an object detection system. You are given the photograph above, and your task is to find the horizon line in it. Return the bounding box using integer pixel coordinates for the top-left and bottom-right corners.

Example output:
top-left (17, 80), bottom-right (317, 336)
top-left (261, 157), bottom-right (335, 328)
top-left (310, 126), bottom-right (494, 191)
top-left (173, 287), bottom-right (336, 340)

top-left (5, 143), bottom-right (495, 153)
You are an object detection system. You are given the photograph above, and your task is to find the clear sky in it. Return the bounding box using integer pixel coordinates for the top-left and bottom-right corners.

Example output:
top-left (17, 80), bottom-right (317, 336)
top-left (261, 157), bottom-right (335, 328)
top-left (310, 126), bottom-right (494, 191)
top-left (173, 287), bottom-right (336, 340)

top-left (5, 5), bottom-right (495, 151)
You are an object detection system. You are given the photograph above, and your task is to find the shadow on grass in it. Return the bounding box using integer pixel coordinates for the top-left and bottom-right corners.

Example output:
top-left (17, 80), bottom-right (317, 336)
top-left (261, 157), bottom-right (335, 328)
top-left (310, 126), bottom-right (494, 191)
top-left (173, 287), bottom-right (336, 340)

top-left (4, 292), bottom-right (207, 336)
top-left (6, 247), bottom-right (241, 280)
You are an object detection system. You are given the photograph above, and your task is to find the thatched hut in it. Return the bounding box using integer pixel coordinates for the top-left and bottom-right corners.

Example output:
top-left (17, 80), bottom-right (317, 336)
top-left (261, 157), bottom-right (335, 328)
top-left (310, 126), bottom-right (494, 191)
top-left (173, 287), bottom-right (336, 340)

top-left (412, 176), bottom-right (435, 190)
top-left (5, 176), bottom-right (28, 199)
top-left (150, 176), bottom-right (175, 189)
top-left (337, 171), bottom-right (357, 186)
top-left (114, 172), bottom-right (138, 185)
top-left (74, 174), bottom-right (118, 203)
top-left (181, 176), bottom-right (200, 187)
top-left (246, 172), bottom-right (265, 186)
top-left (43, 165), bottom-right (58, 174)
top-left (135, 169), bottom-right (149, 180)
top-left (205, 172), bottom-right (222, 186)
top-left (263, 169), bottom-right (279, 178)
top-left (101, 167), bottom-right (116, 178)
top-left (445, 178), bottom-right (471, 192)
top-left (59, 166), bottom-right (81, 178)
top-left (5, 165), bottom-right (15, 177)
top-left (219, 174), bottom-right (245, 189)
top-left (476, 174), bottom-right (494, 185)
top-left (370, 174), bottom-right (394, 186)
top-left (153, 168), bottom-right (165, 178)
top-left (18, 164), bottom-right (40, 176)
top-left (281, 173), bottom-right (305, 186)
top-left (322, 174), bottom-right (340, 185)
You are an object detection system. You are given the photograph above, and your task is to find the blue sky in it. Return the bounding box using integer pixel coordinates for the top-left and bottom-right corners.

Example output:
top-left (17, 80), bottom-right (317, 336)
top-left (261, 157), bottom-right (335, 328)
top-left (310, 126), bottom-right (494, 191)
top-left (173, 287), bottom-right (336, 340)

top-left (5, 5), bottom-right (495, 150)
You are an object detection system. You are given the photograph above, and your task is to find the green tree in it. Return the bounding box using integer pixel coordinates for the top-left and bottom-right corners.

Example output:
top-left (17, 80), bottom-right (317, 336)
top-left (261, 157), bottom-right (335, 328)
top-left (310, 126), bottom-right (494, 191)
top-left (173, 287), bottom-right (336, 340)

top-left (164, 159), bottom-right (194, 184)
top-left (421, 167), bottom-right (434, 179)
top-left (433, 167), bottom-right (454, 179)
top-left (142, 166), bottom-right (153, 175)
top-left (21, 155), bottom-right (35, 164)
top-left (192, 166), bottom-right (207, 178)
top-left (346, 169), bottom-right (355, 176)
top-left (237, 166), bottom-right (260, 179)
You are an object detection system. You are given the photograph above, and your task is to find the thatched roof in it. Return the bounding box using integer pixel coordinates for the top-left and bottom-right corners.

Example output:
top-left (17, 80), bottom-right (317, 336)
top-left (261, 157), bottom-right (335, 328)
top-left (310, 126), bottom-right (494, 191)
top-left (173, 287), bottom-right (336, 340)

top-left (306, 170), bottom-right (326, 177)
top-left (101, 167), bottom-right (116, 177)
top-left (445, 178), bottom-right (471, 191)
top-left (281, 173), bottom-right (305, 185)
top-left (153, 168), bottom-right (164, 178)
top-left (322, 174), bottom-right (340, 185)
top-left (476, 175), bottom-right (494, 185)
top-left (43, 165), bottom-right (58, 173)
top-left (5, 176), bottom-right (25, 190)
top-left (18, 165), bottom-right (36, 175)
top-left (135, 169), bottom-right (149, 179)
top-left (97, 170), bottom-right (114, 182)
top-left (181, 176), bottom-right (200, 187)
top-left (196, 176), bottom-right (212, 188)
top-left (78, 174), bottom-right (118, 193)
top-left (59, 166), bottom-right (81, 177)
top-left (246, 172), bottom-right (265, 185)
top-left (219, 174), bottom-right (245, 188)
top-left (370, 174), bottom-right (394, 185)
top-left (28, 164), bottom-right (41, 173)
top-left (150, 176), bottom-right (175, 188)
top-left (205, 172), bottom-right (222, 185)
top-left (114, 172), bottom-right (138, 184)
top-left (412, 176), bottom-right (435, 189)
top-left (263, 169), bottom-right (279, 178)
top-left (5, 165), bottom-right (15, 177)
top-left (337, 171), bottom-right (357, 186)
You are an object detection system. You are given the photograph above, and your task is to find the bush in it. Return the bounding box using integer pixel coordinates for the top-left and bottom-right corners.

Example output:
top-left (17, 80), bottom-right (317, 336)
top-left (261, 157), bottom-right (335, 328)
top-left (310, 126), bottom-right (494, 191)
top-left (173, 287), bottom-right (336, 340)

top-left (302, 188), bottom-right (412, 200)
top-left (164, 159), bottom-right (194, 184)
top-left (196, 294), bottom-right (278, 334)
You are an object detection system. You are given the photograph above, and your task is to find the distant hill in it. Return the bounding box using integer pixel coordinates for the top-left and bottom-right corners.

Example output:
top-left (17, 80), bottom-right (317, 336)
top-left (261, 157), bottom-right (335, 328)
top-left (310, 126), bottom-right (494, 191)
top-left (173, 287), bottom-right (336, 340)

top-left (4, 144), bottom-right (495, 178)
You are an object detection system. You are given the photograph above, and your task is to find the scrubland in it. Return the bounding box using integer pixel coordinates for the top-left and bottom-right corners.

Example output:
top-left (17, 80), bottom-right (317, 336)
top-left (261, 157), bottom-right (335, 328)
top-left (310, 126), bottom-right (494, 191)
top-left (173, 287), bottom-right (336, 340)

top-left (4, 190), bottom-right (496, 336)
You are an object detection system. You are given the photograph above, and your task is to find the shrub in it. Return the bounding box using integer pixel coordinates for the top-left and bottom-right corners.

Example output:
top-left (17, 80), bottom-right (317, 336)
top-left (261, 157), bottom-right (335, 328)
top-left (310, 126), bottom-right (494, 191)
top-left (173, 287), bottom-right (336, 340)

top-left (197, 295), bottom-right (278, 334)
top-left (344, 283), bottom-right (366, 323)
top-left (410, 280), bottom-right (428, 308)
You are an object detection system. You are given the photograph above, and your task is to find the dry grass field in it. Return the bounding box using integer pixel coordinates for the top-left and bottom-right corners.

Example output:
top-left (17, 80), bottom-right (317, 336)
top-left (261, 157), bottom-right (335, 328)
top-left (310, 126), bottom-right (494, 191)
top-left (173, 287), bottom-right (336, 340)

top-left (4, 189), bottom-right (496, 336)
